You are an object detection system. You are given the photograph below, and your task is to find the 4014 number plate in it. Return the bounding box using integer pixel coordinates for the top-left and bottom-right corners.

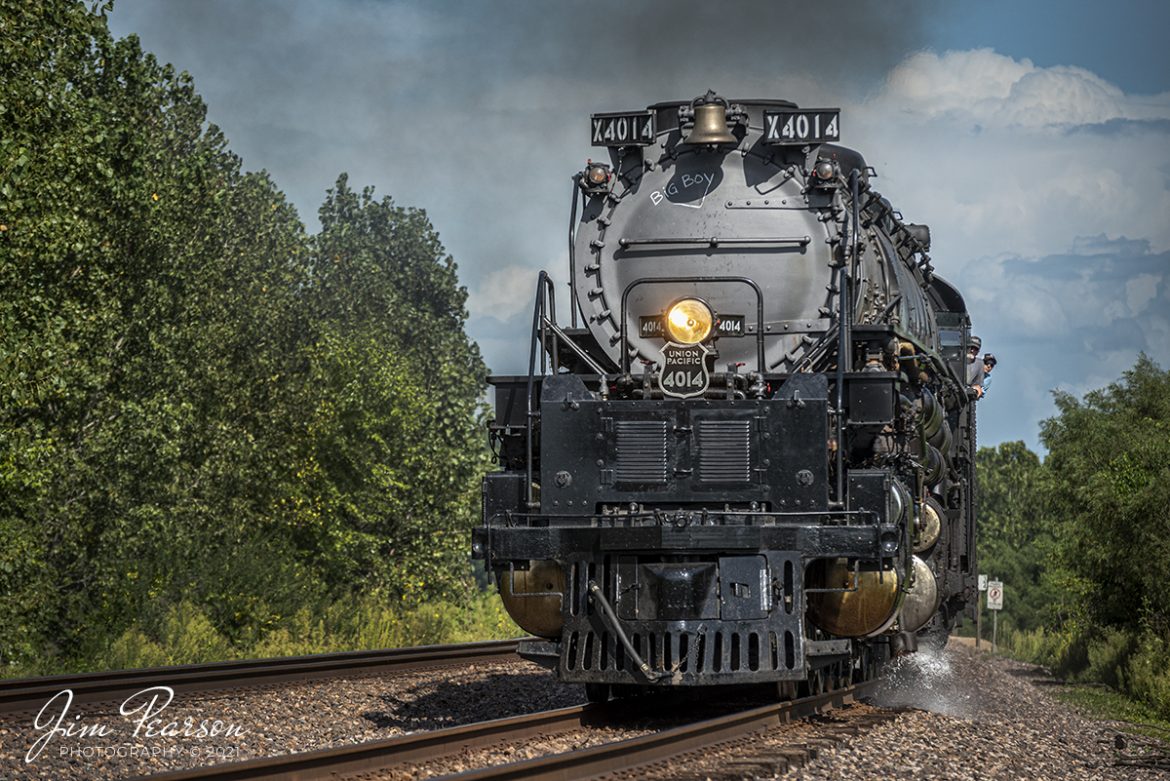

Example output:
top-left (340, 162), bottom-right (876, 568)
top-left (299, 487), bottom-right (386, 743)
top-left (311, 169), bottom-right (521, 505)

top-left (763, 108), bottom-right (840, 145)
top-left (591, 111), bottom-right (655, 147)
top-left (658, 342), bottom-right (711, 399)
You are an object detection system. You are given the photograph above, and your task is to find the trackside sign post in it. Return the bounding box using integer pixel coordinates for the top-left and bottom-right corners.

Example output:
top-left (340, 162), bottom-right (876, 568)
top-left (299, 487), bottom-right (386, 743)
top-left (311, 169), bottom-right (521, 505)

top-left (976, 574), bottom-right (987, 649)
top-left (987, 580), bottom-right (1003, 610)
top-left (987, 580), bottom-right (1004, 653)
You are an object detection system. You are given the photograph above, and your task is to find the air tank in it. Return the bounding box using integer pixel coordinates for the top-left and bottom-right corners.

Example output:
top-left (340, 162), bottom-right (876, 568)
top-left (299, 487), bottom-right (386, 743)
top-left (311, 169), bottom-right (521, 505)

top-left (806, 559), bottom-right (903, 638)
top-left (497, 560), bottom-right (565, 638)
top-left (897, 555), bottom-right (941, 633)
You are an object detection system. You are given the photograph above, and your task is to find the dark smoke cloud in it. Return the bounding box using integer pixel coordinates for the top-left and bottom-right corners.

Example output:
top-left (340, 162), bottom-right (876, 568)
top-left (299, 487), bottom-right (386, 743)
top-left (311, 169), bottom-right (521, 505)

top-left (437, 0), bottom-right (934, 102)
top-left (106, 0), bottom-right (934, 375)
top-left (107, 0), bottom-right (934, 224)
top-left (100, 2), bottom-right (1170, 456)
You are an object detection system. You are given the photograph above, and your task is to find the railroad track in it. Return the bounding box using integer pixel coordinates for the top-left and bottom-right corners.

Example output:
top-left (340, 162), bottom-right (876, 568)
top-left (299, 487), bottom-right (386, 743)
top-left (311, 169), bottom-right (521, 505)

top-left (0, 639), bottom-right (520, 717)
top-left (133, 680), bottom-right (881, 781)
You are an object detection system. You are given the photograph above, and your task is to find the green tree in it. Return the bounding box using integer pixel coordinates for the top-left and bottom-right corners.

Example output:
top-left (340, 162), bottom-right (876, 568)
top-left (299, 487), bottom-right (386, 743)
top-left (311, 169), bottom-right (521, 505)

top-left (976, 441), bottom-right (1064, 633)
top-left (0, 0), bottom-right (319, 661)
top-left (978, 441), bottom-right (1043, 540)
top-left (302, 177), bottom-right (489, 600)
top-left (1041, 355), bottom-right (1170, 635)
top-left (1, 1), bottom-right (490, 672)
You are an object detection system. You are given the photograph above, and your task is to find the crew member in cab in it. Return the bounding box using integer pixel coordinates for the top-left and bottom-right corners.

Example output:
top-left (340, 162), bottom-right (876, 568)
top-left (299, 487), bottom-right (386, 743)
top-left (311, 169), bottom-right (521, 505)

top-left (967, 336), bottom-right (985, 399)
top-left (981, 353), bottom-right (997, 396)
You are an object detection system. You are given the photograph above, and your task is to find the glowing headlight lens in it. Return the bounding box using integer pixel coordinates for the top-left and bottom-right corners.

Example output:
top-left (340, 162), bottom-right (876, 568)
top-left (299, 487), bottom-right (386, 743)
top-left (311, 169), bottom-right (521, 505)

top-left (664, 299), bottom-right (714, 344)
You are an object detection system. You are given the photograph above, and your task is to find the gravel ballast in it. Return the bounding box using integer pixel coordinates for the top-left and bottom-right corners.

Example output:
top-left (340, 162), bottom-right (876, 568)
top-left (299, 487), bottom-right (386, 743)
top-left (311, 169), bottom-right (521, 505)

top-left (3, 640), bottom-right (1166, 780)
top-left (623, 640), bottom-right (1167, 781)
top-left (787, 641), bottom-right (1167, 781)
top-left (608, 640), bottom-right (1165, 781)
top-left (0, 658), bottom-right (584, 780)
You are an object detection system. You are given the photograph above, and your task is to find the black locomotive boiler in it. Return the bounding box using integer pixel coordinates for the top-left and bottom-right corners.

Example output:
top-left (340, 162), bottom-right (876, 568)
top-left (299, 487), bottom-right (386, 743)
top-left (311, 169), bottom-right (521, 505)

top-left (472, 91), bottom-right (979, 699)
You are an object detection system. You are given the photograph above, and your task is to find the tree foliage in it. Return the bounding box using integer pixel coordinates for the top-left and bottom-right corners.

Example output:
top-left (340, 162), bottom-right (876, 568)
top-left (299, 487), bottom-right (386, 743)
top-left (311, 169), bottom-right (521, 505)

top-left (976, 441), bottom-right (1063, 633)
top-left (301, 179), bottom-right (488, 598)
top-left (1041, 354), bottom-right (1170, 634)
top-left (0, 0), bottom-right (487, 671)
top-left (973, 358), bottom-right (1170, 716)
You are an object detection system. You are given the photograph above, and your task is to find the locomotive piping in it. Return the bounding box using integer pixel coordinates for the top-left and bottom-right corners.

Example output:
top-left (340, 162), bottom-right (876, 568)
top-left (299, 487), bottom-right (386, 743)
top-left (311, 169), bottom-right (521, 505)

top-left (587, 582), bottom-right (663, 682)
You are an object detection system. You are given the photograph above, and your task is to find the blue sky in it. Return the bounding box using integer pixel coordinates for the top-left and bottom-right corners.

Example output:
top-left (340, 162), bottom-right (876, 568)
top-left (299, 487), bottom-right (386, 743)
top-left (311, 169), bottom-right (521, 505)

top-left (107, 1), bottom-right (1170, 454)
top-left (931, 0), bottom-right (1170, 95)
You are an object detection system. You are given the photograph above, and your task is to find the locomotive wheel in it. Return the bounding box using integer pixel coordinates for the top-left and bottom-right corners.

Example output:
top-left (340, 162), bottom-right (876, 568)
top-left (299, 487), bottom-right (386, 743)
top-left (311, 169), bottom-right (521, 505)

top-left (917, 611), bottom-right (953, 651)
top-left (584, 682), bottom-right (611, 703)
top-left (611, 684), bottom-right (643, 699)
top-left (853, 647), bottom-right (871, 683)
top-left (833, 660), bottom-right (848, 690)
top-left (776, 681), bottom-right (799, 701)
top-left (855, 646), bottom-right (881, 683)
top-left (800, 668), bottom-right (825, 697)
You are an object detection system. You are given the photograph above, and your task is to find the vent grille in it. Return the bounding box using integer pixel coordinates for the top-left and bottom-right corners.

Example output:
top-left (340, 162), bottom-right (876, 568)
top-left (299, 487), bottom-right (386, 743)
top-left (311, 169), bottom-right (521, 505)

top-left (565, 628), bottom-right (795, 675)
top-left (698, 420), bottom-right (752, 483)
top-left (614, 421), bottom-right (667, 483)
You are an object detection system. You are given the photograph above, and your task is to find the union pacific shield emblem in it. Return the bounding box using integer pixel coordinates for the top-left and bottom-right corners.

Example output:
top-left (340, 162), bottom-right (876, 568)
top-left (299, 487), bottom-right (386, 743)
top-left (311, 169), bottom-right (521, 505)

top-left (658, 342), bottom-right (711, 399)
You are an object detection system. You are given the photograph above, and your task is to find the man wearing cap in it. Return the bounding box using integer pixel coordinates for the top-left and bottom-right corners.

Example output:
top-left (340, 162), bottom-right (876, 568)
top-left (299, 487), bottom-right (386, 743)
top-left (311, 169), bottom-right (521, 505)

top-left (966, 336), bottom-right (985, 399)
top-left (981, 353), bottom-right (997, 396)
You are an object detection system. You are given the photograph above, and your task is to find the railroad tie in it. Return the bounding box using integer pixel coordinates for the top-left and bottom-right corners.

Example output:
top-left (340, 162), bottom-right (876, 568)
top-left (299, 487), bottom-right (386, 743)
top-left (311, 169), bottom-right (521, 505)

top-left (726, 755), bottom-right (791, 773)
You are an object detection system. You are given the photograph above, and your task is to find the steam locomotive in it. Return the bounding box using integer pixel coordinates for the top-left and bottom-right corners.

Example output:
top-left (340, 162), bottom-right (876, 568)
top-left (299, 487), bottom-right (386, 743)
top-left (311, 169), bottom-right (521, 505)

top-left (472, 91), bottom-right (978, 700)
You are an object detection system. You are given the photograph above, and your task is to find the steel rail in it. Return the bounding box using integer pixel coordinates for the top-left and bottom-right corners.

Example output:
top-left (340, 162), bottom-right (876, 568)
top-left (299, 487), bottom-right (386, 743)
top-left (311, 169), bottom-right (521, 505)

top-left (0, 639), bottom-right (520, 716)
top-left (133, 702), bottom-right (620, 781)
top-left (442, 680), bottom-right (877, 781)
top-left (132, 680), bottom-right (878, 781)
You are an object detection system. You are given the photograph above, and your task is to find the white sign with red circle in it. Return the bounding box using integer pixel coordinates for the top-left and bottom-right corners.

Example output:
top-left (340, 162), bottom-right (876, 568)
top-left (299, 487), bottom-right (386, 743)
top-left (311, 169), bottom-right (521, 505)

top-left (987, 580), bottom-right (1004, 610)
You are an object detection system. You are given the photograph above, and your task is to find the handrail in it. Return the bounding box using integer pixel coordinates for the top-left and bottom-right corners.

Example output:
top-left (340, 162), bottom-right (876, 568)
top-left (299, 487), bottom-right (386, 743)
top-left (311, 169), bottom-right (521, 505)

top-left (833, 169), bottom-right (861, 507)
top-left (525, 272), bottom-right (558, 508)
top-left (568, 175), bottom-right (582, 328)
top-left (523, 271), bottom-right (611, 509)
top-left (617, 235), bottom-right (811, 248)
top-left (541, 316), bottom-right (609, 380)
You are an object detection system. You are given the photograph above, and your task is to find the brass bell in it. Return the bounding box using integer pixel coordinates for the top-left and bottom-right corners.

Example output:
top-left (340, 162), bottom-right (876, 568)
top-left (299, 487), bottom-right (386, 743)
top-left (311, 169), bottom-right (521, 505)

top-left (684, 102), bottom-right (736, 145)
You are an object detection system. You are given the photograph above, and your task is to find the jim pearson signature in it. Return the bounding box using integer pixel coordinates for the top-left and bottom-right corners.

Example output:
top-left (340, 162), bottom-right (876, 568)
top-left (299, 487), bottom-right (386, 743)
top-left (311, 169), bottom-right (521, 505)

top-left (26, 686), bottom-right (247, 763)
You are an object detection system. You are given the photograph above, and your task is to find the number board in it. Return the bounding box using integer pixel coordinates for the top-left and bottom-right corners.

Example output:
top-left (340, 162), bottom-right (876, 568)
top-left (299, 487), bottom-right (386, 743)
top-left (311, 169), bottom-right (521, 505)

top-left (717, 315), bottom-right (745, 337)
top-left (987, 580), bottom-right (1004, 611)
top-left (591, 111), bottom-right (655, 147)
top-left (639, 316), bottom-right (664, 338)
top-left (763, 109), bottom-right (840, 145)
top-left (639, 315), bottom-right (745, 338)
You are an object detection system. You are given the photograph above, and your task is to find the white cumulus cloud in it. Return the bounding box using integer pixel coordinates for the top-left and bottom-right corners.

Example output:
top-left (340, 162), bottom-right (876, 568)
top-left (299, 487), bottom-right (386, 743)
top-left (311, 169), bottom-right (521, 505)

top-left (849, 50), bottom-right (1170, 268)
top-left (467, 264), bottom-right (543, 321)
top-left (877, 48), bottom-right (1170, 128)
top-left (467, 262), bottom-right (572, 324)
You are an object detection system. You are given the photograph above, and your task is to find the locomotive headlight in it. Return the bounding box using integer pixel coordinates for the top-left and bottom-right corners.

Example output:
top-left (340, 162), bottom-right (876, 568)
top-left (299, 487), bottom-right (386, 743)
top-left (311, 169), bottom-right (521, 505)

top-left (580, 161), bottom-right (612, 195)
top-left (664, 299), bottom-right (714, 344)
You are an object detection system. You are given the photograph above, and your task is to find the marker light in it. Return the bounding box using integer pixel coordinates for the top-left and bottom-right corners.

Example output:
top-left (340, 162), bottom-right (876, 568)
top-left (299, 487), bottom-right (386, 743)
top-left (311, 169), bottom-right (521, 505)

top-left (664, 299), bottom-right (714, 344)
